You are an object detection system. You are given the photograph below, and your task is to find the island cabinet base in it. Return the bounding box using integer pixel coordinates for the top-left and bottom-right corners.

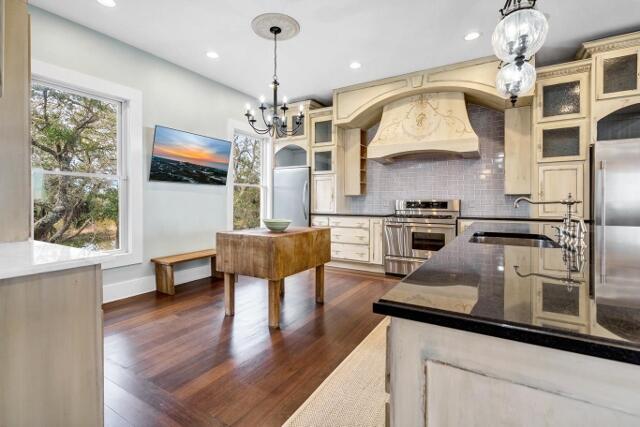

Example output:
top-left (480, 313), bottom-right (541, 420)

top-left (0, 265), bottom-right (104, 427)
top-left (387, 318), bottom-right (640, 427)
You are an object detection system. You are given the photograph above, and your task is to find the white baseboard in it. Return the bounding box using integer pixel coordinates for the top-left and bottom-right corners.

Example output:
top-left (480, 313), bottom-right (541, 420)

top-left (102, 263), bottom-right (212, 303)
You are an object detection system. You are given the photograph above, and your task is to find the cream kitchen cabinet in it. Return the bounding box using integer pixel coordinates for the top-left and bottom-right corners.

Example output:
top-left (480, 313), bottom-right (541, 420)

top-left (312, 146), bottom-right (336, 174)
top-left (537, 163), bottom-right (585, 218)
top-left (369, 218), bottom-right (384, 265)
top-left (329, 216), bottom-right (371, 263)
top-left (595, 47), bottom-right (640, 100)
top-left (331, 242), bottom-right (370, 263)
top-left (311, 216), bottom-right (329, 227)
top-left (311, 111), bottom-right (334, 146)
top-left (311, 174), bottom-right (336, 213)
top-left (504, 106), bottom-right (532, 195)
top-left (331, 226), bottom-right (369, 244)
top-left (329, 216), bottom-right (370, 228)
top-left (311, 215), bottom-right (384, 269)
top-left (535, 71), bottom-right (589, 123)
top-left (536, 119), bottom-right (588, 163)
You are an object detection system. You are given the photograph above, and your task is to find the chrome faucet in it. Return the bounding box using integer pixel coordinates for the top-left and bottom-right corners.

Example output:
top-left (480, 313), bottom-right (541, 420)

top-left (513, 194), bottom-right (582, 209)
top-left (513, 193), bottom-right (587, 252)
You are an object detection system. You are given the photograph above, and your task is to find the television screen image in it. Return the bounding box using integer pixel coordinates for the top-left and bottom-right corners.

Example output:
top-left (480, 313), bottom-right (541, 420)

top-left (150, 126), bottom-right (231, 185)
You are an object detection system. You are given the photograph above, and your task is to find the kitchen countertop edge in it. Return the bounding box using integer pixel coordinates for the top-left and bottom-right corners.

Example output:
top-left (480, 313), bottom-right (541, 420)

top-left (373, 300), bottom-right (640, 366)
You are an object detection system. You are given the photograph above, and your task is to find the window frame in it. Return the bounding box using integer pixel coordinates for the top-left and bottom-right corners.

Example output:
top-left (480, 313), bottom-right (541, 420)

top-left (226, 119), bottom-right (271, 230)
top-left (31, 60), bottom-right (143, 269)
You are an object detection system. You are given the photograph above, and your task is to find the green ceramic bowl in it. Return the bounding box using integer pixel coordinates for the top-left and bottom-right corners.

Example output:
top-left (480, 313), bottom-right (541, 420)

top-left (263, 219), bottom-right (292, 232)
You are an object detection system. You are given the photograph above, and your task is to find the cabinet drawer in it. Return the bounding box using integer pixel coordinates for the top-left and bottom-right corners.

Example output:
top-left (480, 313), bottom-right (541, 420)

top-left (331, 242), bottom-right (370, 262)
top-left (331, 227), bottom-right (369, 245)
top-left (311, 216), bottom-right (329, 227)
top-left (329, 216), bottom-right (370, 229)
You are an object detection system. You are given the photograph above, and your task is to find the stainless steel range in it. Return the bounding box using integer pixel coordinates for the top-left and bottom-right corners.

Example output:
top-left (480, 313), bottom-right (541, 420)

top-left (384, 200), bottom-right (460, 275)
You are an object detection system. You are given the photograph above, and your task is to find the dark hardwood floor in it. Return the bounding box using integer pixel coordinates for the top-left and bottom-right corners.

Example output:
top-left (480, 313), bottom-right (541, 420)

top-left (103, 267), bottom-right (398, 427)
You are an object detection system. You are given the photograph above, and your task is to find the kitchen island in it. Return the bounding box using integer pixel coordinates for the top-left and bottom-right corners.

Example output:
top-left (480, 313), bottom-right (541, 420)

top-left (374, 222), bottom-right (640, 426)
top-left (216, 226), bottom-right (330, 328)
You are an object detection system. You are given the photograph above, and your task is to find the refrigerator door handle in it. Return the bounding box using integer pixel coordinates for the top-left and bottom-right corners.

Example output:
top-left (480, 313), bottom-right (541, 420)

top-left (302, 180), bottom-right (309, 221)
top-left (600, 160), bottom-right (607, 284)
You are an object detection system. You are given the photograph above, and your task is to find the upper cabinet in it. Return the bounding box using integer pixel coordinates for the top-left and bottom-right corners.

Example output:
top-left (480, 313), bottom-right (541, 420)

top-left (596, 47), bottom-right (640, 100)
top-left (312, 146), bottom-right (335, 174)
top-left (274, 100), bottom-right (324, 143)
top-left (536, 119), bottom-right (588, 163)
top-left (312, 116), bottom-right (333, 146)
top-left (536, 72), bottom-right (589, 123)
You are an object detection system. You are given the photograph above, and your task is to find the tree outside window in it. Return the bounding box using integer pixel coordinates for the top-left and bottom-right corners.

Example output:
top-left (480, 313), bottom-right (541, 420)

top-left (232, 132), bottom-right (264, 230)
top-left (31, 82), bottom-right (122, 251)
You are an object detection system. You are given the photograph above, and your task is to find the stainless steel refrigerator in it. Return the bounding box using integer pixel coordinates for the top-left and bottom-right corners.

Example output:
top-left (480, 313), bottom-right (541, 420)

top-left (273, 167), bottom-right (310, 226)
top-left (593, 139), bottom-right (640, 305)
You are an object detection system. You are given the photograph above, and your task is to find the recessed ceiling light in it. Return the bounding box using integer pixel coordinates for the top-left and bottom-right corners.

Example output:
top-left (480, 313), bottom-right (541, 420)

top-left (97, 0), bottom-right (116, 7)
top-left (206, 51), bottom-right (220, 59)
top-left (464, 31), bottom-right (481, 41)
top-left (349, 61), bottom-right (362, 70)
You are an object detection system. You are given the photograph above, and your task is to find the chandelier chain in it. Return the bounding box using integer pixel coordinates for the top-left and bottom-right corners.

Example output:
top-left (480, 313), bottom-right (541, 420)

top-left (273, 31), bottom-right (278, 82)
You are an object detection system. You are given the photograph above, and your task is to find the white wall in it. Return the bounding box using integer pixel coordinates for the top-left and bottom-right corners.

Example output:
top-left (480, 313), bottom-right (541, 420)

top-left (29, 7), bottom-right (252, 301)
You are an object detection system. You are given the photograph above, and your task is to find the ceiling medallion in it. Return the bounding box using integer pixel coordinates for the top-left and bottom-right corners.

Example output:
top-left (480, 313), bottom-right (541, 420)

top-left (492, 0), bottom-right (549, 106)
top-left (244, 14), bottom-right (304, 138)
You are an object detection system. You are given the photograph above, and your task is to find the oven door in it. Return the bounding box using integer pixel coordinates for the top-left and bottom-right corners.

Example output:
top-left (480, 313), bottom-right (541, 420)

top-left (383, 222), bottom-right (404, 257)
top-left (403, 224), bottom-right (455, 259)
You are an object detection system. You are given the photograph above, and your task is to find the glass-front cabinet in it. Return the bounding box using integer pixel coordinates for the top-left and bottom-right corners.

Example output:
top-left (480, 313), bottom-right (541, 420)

top-left (311, 116), bottom-right (333, 145)
top-left (274, 111), bottom-right (305, 140)
top-left (536, 73), bottom-right (589, 123)
top-left (312, 147), bottom-right (335, 174)
top-left (536, 120), bottom-right (588, 163)
top-left (596, 47), bottom-right (640, 100)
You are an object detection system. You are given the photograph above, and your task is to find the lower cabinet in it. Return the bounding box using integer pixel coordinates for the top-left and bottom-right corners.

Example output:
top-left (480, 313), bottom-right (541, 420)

top-left (369, 218), bottom-right (384, 265)
top-left (311, 215), bottom-right (384, 267)
top-left (312, 174), bottom-right (336, 213)
top-left (331, 242), bottom-right (370, 262)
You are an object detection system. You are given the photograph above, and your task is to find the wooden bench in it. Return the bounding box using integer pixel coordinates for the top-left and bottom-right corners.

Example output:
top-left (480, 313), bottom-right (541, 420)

top-left (151, 249), bottom-right (222, 295)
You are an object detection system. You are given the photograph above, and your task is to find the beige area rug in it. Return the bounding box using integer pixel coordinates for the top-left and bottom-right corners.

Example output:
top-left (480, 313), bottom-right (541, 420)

top-left (283, 317), bottom-right (389, 427)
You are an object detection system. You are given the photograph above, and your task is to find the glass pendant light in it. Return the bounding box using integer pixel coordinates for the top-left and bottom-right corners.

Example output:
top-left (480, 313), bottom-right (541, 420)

top-left (496, 61), bottom-right (537, 104)
top-left (492, 0), bottom-right (548, 106)
top-left (492, 8), bottom-right (549, 63)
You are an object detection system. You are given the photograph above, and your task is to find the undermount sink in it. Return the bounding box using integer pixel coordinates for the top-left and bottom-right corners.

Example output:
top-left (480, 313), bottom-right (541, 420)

top-left (469, 232), bottom-right (560, 248)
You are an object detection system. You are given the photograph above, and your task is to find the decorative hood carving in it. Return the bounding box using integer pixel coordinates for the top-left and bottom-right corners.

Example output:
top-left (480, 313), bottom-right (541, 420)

top-left (367, 92), bottom-right (480, 162)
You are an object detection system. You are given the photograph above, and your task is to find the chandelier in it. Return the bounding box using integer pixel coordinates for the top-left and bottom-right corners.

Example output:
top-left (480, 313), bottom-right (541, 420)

top-left (492, 0), bottom-right (549, 106)
top-left (244, 14), bottom-right (304, 138)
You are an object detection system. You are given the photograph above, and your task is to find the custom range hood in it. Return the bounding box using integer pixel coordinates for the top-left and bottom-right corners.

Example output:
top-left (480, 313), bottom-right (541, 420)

top-left (367, 92), bottom-right (480, 162)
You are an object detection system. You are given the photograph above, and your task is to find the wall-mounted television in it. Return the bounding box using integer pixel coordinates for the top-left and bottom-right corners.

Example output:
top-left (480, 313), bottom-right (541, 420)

top-left (149, 125), bottom-right (231, 185)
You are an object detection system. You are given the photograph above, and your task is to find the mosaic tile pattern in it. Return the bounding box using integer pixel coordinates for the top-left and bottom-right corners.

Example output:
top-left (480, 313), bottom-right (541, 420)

top-left (345, 104), bottom-right (531, 217)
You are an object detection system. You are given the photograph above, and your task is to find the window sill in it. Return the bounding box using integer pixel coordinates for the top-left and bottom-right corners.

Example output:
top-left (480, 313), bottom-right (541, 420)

top-left (100, 249), bottom-right (143, 270)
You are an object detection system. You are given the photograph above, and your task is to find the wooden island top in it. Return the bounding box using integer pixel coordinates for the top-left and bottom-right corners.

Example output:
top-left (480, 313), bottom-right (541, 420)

top-left (217, 226), bottom-right (330, 280)
top-left (216, 227), bottom-right (331, 328)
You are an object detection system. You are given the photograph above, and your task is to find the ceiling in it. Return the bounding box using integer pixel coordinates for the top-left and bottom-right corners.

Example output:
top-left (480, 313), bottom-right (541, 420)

top-left (30, 0), bottom-right (640, 105)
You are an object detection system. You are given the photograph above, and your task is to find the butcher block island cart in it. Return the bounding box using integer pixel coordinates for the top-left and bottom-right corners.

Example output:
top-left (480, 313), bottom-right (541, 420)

top-left (216, 227), bottom-right (331, 328)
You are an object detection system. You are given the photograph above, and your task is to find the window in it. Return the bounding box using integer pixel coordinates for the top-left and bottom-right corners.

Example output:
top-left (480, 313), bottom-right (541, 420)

top-left (31, 82), bottom-right (122, 250)
top-left (31, 60), bottom-right (143, 269)
top-left (231, 132), bottom-right (268, 229)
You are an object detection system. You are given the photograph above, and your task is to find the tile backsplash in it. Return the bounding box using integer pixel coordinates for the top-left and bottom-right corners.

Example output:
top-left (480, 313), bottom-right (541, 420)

top-left (345, 104), bottom-right (531, 217)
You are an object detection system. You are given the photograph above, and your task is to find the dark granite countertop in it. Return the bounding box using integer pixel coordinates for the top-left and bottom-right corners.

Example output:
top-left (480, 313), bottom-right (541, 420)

top-left (457, 216), bottom-right (565, 222)
top-left (311, 212), bottom-right (392, 218)
top-left (373, 222), bottom-right (640, 365)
